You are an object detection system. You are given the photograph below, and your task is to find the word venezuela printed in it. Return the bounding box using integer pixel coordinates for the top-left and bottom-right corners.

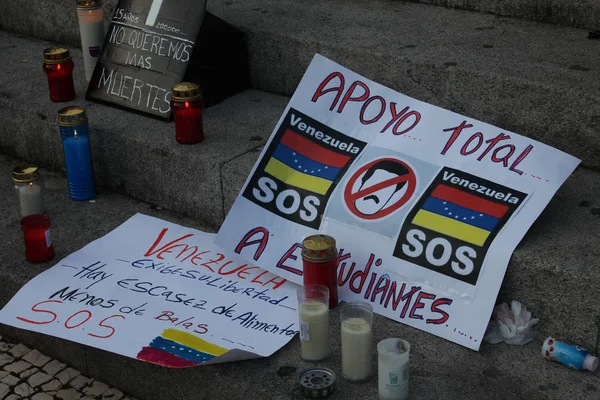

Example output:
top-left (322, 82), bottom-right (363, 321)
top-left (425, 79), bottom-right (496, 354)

top-left (216, 54), bottom-right (579, 350)
top-left (0, 214), bottom-right (299, 367)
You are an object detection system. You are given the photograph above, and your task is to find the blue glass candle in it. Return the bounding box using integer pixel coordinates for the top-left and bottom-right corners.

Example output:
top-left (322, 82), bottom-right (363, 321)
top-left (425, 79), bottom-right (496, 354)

top-left (58, 106), bottom-right (96, 200)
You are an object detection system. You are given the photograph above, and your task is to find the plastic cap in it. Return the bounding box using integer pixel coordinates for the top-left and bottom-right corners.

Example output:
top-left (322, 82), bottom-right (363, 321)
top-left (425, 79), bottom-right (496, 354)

top-left (584, 355), bottom-right (598, 372)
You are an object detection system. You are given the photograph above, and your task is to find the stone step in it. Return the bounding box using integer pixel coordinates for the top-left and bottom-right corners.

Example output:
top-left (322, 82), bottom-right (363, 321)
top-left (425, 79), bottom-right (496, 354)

top-left (1, 153), bottom-right (599, 400)
top-left (1, 1), bottom-right (599, 169)
top-left (0, 31), bottom-right (287, 229)
top-left (401, 0), bottom-right (600, 30)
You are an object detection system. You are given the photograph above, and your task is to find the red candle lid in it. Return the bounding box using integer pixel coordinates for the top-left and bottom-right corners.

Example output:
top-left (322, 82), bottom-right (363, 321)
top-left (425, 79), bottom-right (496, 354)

top-left (302, 234), bottom-right (337, 262)
top-left (43, 47), bottom-right (72, 64)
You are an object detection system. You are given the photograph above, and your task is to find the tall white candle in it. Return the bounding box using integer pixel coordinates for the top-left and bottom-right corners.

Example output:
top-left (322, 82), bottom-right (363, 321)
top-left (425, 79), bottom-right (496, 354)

top-left (378, 338), bottom-right (410, 400)
top-left (342, 317), bottom-right (372, 380)
top-left (77, 6), bottom-right (105, 81)
top-left (19, 183), bottom-right (44, 217)
top-left (299, 301), bottom-right (329, 361)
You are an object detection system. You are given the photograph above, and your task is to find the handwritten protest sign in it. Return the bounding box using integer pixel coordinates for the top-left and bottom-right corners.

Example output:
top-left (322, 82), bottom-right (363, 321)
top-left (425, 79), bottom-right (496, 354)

top-left (0, 214), bottom-right (299, 367)
top-left (216, 54), bottom-right (580, 350)
top-left (87, 0), bottom-right (206, 119)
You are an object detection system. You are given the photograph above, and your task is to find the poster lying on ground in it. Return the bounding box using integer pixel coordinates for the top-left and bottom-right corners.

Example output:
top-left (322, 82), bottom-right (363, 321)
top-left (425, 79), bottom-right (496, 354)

top-left (216, 54), bottom-right (580, 350)
top-left (0, 214), bottom-right (299, 367)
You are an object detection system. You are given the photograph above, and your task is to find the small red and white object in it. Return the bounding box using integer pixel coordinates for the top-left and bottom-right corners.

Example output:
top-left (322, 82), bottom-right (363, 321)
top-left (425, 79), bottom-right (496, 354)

top-left (301, 234), bottom-right (339, 309)
top-left (21, 214), bottom-right (54, 263)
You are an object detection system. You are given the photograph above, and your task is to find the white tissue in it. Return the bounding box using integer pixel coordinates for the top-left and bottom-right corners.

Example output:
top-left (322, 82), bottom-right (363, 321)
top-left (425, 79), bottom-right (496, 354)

top-left (484, 300), bottom-right (539, 345)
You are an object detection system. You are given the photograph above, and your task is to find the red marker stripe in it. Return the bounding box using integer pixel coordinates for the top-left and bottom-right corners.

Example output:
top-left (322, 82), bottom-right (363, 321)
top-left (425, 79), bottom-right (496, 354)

top-left (280, 129), bottom-right (351, 168)
top-left (431, 184), bottom-right (509, 218)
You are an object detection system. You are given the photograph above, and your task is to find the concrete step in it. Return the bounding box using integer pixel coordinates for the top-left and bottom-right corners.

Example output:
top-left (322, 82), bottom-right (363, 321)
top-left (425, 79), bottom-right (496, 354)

top-left (402, 0), bottom-right (600, 30)
top-left (207, 0), bottom-right (600, 170)
top-left (1, 154), bottom-right (599, 400)
top-left (0, 31), bottom-right (287, 229)
top-left (2, 2), bottom-right (599, 170)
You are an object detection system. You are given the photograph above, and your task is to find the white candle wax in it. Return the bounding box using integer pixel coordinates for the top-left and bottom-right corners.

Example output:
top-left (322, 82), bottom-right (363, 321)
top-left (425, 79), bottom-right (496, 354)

top-left (342, 317), bottom-right (372, 380)
top-left (299, 301), bottom-right (329, 361)
top-left (378, 339), bottom-right (410, 400)
top-left (19, 183), bottom-right (44, 217)
top-left (77, 7), bottom-right (105, 81)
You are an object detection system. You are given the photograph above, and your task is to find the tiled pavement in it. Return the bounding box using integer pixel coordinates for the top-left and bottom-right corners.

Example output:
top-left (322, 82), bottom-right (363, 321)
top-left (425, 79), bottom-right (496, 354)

top-left (0, 336), bottom-right (136, 400)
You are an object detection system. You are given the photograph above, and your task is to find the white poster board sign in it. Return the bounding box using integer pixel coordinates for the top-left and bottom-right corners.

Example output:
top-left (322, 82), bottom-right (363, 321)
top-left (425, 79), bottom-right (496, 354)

top-left (216, 54), bottom-right (580, 350)
top-left (0, 214), bottom-right (299, 367)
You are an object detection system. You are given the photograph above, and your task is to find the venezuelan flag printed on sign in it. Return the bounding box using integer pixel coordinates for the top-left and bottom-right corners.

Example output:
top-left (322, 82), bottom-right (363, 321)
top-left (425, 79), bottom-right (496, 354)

top-left (412, 184), bottom-right (508, 246)
top-left (136, 329), bottom-right (228, 368)
top-left (264, 130), bottom-right (349, 195)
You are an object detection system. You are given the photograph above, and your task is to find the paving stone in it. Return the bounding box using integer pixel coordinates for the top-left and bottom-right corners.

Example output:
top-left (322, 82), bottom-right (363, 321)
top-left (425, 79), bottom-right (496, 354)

top-left (27, 372), bottom-right (52, 388)
top-left (32, 394), bottom-right (55, 400)
top-left (41, 362), bottom-right (65, 377)
top-left (0, 383), bottom-right (10, 399)
top-left (54, 369), bottom-right (79, 387)
top-left (79, 397), bottom-right (94, 400)
top-left (22, 351), bottom-right (51, 369)
top-left (5, 395), bottom-right (21, 400)
top-left (8, 345), bottom-right (31, 359)
top-left (0, 343), bottom-right (15, 352)
top-left (0, 354), bottom-right (14, 368)
top-left (0, 371), bottom-right (9, 380)
top-left (14, 382), bottom-right (34, 397)
top-left (55, 388), bottom-right (82, 400)
top-left (40, 379), bottom-right (62, 392)
top-left (101, 388), bottom-right (123, 400)
top-left (82, 381), bottom-right (109, 397)
top-left (19, 369), bottom-right (38, 380)
top-left (4, 361), bottom-right (32, 374)
top-left (68, 376), bottom-right (91, 391)
top-left (1, 373), bottom-right (20, 386)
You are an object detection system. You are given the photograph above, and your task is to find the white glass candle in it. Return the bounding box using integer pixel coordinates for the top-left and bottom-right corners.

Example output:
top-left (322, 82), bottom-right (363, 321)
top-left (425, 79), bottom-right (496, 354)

top-left (378, 338), bottom-right (410, 400)
top-left (76, 1), bottom-right (105, 81)
top-left (341, 302), bottom-right (373, 381)
top-left (297, 285), bottom-right (330, 361)
top-left (13, 165), bottom-right (44, 218)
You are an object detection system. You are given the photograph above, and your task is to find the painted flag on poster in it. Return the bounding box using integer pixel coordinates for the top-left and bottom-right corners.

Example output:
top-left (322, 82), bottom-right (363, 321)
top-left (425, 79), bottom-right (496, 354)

top-left (412, 184), bottom-right (509, 247)
top-left (137, 329), bottom-right (227, 368)
top-left (264, 129), bottom-right (351, 195)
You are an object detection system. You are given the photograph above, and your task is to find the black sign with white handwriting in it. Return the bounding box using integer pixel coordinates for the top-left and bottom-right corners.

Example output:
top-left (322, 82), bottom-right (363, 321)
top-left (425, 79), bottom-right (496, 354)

top-left (87, 0), bottom-right (206, 120)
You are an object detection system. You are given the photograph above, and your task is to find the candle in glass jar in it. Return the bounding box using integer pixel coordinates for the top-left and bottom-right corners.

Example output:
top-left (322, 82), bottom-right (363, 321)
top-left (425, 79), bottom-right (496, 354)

top-left (13, 164), bottom-right (44, 218)
top-left (297, 285), bottom-right (330, 361)
top-left (21, 214), bottom-right (54, 264)
top-left (43, 47), bottom-right (76, 102)
top-left (170, 82), bottom-right (205, 144)
top-left (341, 302), bottom-right (373, 381)
top-left (378, 338), bottom-right (410, 400)
top-left (76, 0), bottom-right (105, 81)
top-left (302, 234), bottom-right (339, 309)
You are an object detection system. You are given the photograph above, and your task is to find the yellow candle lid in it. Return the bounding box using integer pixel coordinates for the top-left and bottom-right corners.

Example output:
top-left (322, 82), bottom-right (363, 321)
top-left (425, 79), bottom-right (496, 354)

top-left (13, 164), bottom-right (40, 183)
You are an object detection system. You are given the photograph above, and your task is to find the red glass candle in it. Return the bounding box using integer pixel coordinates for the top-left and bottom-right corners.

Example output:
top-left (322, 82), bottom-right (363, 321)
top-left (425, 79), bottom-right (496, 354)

top-left (43, 47), bottom-right (76, 102)
top-left (21, 214), bottom-right (54, 263)
top-left (302, 234), bottom-right (339, 309)
top-left (170, 82), bottom-right (205, 144)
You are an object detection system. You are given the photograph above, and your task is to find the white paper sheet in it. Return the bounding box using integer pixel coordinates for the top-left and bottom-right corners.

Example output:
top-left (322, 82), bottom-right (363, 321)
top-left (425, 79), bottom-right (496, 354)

top-left (0, 214), bottom-right (299, 367)
top-left (215, 54), bottom-right (580, 350)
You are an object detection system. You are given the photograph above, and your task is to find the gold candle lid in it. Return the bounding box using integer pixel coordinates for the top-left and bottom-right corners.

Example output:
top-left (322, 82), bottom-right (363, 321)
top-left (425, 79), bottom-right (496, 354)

top-left (76, 0), bottom-right (103, 9)
top-left (302, 234), bottom-right (337, 262)
top-left (58, 106), bottom-right (88, 126)
top-left (13, 164), bottom-right (40, 183)
top-left (172, 82), bottom-right (203, 102)
top-left (43, 47), bottom-right (72, 64)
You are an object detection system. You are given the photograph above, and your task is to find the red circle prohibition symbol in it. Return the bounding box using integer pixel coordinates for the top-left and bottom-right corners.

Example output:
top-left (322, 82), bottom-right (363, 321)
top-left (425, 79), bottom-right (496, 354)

top-left (344, 157), bottom-right (417, 220)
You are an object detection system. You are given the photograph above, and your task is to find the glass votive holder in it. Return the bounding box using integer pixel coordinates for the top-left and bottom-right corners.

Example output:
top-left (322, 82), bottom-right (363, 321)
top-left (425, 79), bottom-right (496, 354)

top-left (341, 301), bottom-right (373, 381)
top-left (297, 284), bottom-right (330, 361)
top-left (378, 338), bottom-right (410, 400)
top-left (171, 83), bottom-right (205, 144)
top-left (13, 164), bottom-right (45, 218)
top-left (43, 47), bottom-right (76, 102)
top-left (21, 214), bottom-right (54, 263)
